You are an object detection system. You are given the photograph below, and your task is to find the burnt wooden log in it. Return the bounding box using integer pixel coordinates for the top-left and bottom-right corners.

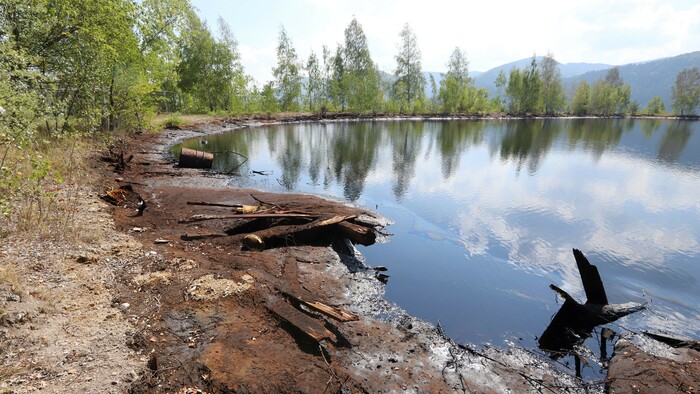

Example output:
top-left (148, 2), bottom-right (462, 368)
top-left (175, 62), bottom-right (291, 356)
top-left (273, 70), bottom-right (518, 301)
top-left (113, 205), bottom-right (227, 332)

top-left (241, 215), bottom-right (356, 250)
top-left (539, 249), bottom-right (645, 358)
top-left (573, 248), bottom-right (608, 305)
top-left (336, 221), bottom-right (377, 246)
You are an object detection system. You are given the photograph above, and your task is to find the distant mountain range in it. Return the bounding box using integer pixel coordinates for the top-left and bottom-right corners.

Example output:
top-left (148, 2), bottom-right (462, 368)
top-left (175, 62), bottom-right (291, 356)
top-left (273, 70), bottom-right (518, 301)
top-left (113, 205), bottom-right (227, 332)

top-left (423, 50), bottom-right (700, 109)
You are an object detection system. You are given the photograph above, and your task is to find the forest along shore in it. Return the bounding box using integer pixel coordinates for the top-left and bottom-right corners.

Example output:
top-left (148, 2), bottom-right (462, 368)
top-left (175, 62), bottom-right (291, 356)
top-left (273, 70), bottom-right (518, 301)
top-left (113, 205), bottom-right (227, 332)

top-left (2, 117), bottom-right (697, 393)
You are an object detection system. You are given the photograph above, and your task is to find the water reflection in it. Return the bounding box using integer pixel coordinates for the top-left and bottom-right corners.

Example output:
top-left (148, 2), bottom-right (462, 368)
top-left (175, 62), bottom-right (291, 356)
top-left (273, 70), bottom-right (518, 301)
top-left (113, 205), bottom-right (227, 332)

top-left (179, 119), bottom-right (699, 202)
top-left (178, 118), bottom-right (700, 347)
top-left (658, 121), bottom-right (692, 163)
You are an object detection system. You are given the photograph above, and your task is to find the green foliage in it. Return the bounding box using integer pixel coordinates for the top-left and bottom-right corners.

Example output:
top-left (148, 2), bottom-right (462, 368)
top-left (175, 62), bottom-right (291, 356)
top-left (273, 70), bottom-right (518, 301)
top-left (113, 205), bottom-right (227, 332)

top-left (521, 56), bottom-right (542, 113)
top-left (342, 18), bottom-right (381, 112)
top-left (438, 47), bottom-right (472, 113)
top-left (572, 81), bottom-right (590, 115)
top-left (273, 26), bottom-right (302, 112)
top-left (506, 68), bottom-right (524, 113)
top-left (672, 67), bottom-right (700, 115)
top-left (177, 15), bottom-right (247, 113)
top-left (260, 82), bottom-right (279, 114)
top-left (646, 96), bottom-right (665, 115)
top-left (163, 114), bottom-right (183, 128)
top-left (628, 100), bottom-right (639, 115)
top-left (589, 68), bottom-right (631, 115)
top-left (305, 51), bottom-right (322, 112)
top-left (494, 70), bottom-right (508, 111)
top-left (540, 53), bottom-right (565, 115)
top-left (138, 0), bottom-right (192, 113)
top-left (428, 74), bottom-right (440, 112)
top-left (328, 46), bottom-right (346, 111)
top-left (392, 23), bottom-right (425, 113)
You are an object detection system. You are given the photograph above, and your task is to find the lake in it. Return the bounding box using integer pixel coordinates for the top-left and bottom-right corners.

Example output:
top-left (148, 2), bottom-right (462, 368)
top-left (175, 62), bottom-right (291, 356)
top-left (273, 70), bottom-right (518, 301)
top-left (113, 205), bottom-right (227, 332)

top-left (176, 118), bottom-right (700, 365)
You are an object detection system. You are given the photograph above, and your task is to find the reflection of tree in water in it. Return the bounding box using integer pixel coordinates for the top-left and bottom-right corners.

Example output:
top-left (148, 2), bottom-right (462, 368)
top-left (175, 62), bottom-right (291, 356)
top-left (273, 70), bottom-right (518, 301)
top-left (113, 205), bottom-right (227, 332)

top-left (641, 118), bottom-right (663, 138)
top-left (306, 125), bottom-right (329, 186)
top-left (389, 121), bottom-right (424, 199)
top-left (185, 118), bottom-right (694, 202)
top-left (329, 122), bottom-right (382, 201)
top-left (278, 126), bottom-right (304, 189)
top-left (436, 121), bottom-right (486, 178)
top-left (179, 129), bottom-right (254, 174)
top-left (566, 119), bottom-right (632, 161)
top-left (499, 119), bottom-right (562, 175)
top-left (657, 121), bottom-right (692, 163)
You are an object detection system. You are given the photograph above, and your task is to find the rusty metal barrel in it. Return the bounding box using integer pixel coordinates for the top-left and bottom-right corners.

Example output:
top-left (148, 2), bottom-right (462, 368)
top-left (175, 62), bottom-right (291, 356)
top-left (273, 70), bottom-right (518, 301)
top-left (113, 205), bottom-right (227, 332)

top-left (179, 147), bottom-right (213, 169)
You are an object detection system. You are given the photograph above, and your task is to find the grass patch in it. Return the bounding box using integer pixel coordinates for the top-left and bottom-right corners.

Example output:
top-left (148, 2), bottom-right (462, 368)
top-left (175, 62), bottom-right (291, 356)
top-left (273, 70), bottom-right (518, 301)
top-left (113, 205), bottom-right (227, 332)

top-left (0, 135), bottom-right (93, 241)
top-left (149, 113), bottom-right (215, 129)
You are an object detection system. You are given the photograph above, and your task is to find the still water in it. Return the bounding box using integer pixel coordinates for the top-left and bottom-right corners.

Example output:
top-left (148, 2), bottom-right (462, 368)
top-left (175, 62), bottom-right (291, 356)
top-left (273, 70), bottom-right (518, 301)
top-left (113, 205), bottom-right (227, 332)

top-left (178, 119), bottom-right (700, 352)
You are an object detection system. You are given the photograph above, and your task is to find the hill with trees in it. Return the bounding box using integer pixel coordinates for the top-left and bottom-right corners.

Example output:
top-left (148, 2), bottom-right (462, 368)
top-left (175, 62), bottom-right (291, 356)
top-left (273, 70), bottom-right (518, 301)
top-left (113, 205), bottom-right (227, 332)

top-left (472, 58), bottom-right (612, 99)
top-left (564, 51), bottom-right (700, 111)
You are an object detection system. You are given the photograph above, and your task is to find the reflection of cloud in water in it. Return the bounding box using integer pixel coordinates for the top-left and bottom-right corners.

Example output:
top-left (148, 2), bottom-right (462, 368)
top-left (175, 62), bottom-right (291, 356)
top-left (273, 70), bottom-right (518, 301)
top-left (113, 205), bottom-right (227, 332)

top-left (189, 119), bottom-right (700, 338)
top-left (422, 148), bottom-right (700, 302)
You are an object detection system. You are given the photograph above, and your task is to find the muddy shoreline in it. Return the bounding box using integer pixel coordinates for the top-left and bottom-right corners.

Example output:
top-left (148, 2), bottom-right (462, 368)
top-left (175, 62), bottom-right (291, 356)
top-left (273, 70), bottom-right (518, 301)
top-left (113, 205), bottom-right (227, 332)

top-left (120, 118), bottom-right (700, 392)
top-left (3, 116), bottom-right (696, 393)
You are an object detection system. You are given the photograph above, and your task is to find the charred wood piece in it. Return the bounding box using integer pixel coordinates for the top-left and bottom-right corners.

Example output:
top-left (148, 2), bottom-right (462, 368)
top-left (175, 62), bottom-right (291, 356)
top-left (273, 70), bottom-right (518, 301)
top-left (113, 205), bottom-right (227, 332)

top-left (539, 249), bottom-right (645, 359)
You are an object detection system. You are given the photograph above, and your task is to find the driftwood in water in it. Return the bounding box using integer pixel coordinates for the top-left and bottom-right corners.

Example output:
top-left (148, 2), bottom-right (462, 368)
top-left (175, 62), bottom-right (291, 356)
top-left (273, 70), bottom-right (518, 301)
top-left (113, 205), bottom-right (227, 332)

top-left (539, 249), bottom-right (646, 360)
top-left (548, 284), bottom-right (645, 324)
top-left (242, 215), bottom-right (356, 250)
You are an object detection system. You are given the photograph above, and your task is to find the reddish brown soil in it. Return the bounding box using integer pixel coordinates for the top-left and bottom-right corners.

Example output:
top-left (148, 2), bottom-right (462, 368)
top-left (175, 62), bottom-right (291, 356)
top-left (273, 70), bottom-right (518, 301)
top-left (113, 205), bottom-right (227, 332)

top-left (96, 119), bottom-right (700, 393)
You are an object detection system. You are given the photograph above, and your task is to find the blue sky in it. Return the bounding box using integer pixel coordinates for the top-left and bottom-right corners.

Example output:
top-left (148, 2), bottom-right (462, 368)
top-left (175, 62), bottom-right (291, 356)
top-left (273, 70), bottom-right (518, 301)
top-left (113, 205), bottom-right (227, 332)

top-left (191, 0), bottom-right (700, 85)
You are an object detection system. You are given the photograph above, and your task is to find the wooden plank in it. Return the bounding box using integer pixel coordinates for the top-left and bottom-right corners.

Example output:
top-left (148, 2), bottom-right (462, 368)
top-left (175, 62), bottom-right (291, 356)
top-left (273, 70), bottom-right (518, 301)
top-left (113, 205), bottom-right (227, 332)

top-left (281, 290), bottom-right (358, 322)
top-left (265, 297), bottom-right (338, 344)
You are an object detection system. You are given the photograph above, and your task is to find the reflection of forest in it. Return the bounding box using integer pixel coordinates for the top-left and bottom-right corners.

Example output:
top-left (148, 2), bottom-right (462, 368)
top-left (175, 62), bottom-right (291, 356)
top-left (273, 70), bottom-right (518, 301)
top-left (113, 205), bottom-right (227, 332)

top-left (658, 121), bottom-right (692, 163)
top-left (187, 119), bottom-right (699, 201)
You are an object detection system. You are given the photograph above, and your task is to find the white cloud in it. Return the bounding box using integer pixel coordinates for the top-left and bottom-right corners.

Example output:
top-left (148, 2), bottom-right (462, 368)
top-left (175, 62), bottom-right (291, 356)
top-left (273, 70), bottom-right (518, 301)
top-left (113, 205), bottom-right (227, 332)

top-left (193, 0), bottom-right (700, 84)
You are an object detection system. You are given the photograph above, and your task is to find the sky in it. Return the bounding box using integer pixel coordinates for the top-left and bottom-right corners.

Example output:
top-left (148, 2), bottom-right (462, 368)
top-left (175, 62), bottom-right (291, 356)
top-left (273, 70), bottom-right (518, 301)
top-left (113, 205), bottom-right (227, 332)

top-left (191, 0), bottom-right (700, 85)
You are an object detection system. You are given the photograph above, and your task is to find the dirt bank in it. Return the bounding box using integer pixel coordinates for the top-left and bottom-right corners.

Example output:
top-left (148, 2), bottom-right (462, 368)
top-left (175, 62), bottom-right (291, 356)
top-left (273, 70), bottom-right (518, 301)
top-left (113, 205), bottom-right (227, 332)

top-left (2, 117), bottom-right (698, 393)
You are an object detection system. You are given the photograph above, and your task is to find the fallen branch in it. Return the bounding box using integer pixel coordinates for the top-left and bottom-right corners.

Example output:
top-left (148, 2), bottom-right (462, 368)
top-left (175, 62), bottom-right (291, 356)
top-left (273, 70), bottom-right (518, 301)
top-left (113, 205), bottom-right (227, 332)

top-left (180, 233), bottom-right (227, 241)
top-left (186, 201), bottom-right (244, 208)
top-left (250, 194), bottom-right (280, 209)
top-left (179, 212), bottom-right (317, 224)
